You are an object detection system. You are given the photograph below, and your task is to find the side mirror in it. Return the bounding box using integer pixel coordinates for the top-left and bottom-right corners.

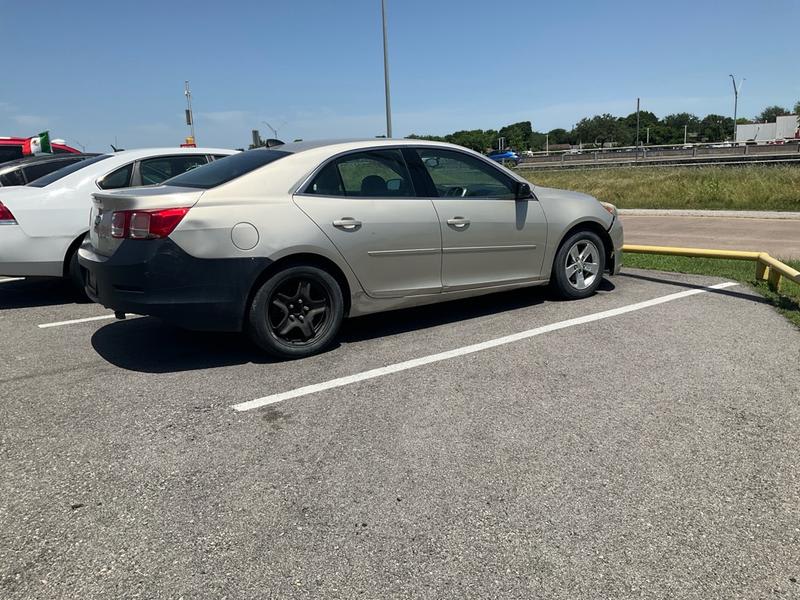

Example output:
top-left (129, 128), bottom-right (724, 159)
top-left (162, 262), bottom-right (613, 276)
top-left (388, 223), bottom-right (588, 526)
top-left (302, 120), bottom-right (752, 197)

top-left (423, 157), bottom-right (440, 169)
top-left (514, 181), bottom-right (532, 200)
top-left (386, 178), bottom-right (402, 192)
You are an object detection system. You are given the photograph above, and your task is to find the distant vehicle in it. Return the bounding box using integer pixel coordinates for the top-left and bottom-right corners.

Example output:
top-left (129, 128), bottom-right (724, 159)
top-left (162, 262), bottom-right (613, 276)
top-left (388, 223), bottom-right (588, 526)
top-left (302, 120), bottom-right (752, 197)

top-left (0, 153), bottom-right (98, 187)
top-left (0, 136), bottom-right (81, 164)
top-left (0, 147), bottom-right (236, 293)
top-left (487, 149), bottom-right (520, 165)
top-left (79, 139), bottom-right (623, 359)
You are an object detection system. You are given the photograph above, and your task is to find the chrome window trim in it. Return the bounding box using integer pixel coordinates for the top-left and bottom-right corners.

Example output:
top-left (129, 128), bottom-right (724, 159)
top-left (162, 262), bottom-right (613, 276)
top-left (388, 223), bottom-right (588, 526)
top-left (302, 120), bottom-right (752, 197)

top-left (293, 144), bottom-right (537, 202)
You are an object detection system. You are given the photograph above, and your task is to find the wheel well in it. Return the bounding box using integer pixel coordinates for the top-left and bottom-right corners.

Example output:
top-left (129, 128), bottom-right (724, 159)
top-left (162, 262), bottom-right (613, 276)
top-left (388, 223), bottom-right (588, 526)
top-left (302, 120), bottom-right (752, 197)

top-left (244, 253), bottom-right (353, 321)
top-left (557, 221), bottom-right (614, 269)
top-left (62, 232), bottom-right (87, 278)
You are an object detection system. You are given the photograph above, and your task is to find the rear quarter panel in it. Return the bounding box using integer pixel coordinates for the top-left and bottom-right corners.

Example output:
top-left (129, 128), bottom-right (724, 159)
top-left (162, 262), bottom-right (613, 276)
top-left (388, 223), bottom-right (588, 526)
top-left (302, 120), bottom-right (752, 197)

top-left (174, 187), bottom-right (364, 300)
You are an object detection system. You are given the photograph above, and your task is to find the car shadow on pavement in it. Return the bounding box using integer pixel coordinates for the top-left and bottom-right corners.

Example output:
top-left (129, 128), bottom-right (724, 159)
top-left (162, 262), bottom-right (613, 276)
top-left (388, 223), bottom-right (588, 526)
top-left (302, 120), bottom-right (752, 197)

top-left (90, 317), bottom-right (275, 373)
top-left (0, 278), bottom-right (85, 310)
top-left (91, 278), bottom-right (616, 373)
top-left (619, 271), bottom-right (769, 304)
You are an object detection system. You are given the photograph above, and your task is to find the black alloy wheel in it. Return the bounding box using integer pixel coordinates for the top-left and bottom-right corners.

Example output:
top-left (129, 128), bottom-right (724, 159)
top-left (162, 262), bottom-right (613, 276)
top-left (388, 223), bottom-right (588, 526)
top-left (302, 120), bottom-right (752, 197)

top-left (248, 265), bottom-right (344, 359)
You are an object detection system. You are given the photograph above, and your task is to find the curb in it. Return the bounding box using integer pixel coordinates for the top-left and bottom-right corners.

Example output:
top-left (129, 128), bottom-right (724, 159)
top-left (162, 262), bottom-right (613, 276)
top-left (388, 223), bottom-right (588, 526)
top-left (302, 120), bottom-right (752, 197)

top-left (618, 209), bottom-right (800, 220)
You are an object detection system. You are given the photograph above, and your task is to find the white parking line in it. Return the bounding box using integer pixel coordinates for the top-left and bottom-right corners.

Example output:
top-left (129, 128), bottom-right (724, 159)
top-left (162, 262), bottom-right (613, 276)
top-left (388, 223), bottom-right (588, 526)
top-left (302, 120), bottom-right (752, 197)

top-left (0, 277), bottom-right (25, 284)
top-left (233, 281), bottom-right (739, 412)
top-left (38, 313), bottom-right (135, 329)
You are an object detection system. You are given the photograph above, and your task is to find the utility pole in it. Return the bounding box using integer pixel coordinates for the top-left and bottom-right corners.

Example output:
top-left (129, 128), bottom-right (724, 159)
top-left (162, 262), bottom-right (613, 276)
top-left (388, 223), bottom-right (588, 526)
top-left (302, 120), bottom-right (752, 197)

top-left (545, 133), bottom-right (549, 155)
top-left (684, 124), bottom-right (688, 145)
top-left (646, 127), bottom-right (649, 145)
top-left (635, 97), bottom-right (641, 147)
top-left (184, 80), bottom-right (196, 144)
top-left (381, 0), bottom-right (393, 138)
top-left (729, 74), bottom-right (744, 142)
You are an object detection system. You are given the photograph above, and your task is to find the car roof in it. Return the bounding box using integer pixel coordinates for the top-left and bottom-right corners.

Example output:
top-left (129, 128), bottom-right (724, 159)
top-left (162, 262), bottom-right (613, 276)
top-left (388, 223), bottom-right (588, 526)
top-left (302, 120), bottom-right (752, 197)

top-left (272, 138), bottom-right (472, 155)
top-left (0, 153), bottom-right (98, 171)
top-left (102, 147), bottom-right (237, 160)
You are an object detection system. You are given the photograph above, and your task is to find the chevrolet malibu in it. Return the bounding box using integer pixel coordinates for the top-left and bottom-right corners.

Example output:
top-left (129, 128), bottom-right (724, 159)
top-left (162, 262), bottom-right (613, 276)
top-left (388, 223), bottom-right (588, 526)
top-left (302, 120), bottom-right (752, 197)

top-left (79, 139), bottom-right (623, 359)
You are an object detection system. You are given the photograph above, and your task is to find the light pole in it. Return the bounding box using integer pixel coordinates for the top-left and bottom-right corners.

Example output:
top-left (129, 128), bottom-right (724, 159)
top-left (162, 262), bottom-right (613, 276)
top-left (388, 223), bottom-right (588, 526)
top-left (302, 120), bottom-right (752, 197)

top-left (184, 80), bottom-right (196, 143)
top-left (545, 133), bottom-right (549, 155)
top-left (729, 74), bottom-right (745, 142)
top-left (684, 124), bottom-right (688, 145)
top-left (381, 0), bottom-right (392, 138)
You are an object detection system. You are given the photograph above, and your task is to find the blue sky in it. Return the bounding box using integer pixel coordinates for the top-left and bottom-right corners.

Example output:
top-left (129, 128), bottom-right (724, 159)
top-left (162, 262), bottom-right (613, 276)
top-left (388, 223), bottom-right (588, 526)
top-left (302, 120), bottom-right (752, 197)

top-left (2, 0), bottom-right (799, 151)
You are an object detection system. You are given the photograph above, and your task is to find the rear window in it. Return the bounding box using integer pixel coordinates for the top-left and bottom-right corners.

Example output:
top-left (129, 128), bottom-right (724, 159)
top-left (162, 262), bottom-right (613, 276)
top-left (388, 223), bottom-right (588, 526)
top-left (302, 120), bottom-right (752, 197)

top-left (163, 149), bottom-right (288, 189)
top-left (23, 158), bottom-right (83, 183)
top-left (28, 154), bottom-right (111, 187)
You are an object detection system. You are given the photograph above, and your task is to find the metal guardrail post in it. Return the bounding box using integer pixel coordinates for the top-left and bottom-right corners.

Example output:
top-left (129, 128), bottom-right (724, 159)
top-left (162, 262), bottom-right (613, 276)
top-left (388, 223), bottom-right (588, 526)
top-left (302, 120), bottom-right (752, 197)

top-left (622, 244), bottom-right (800, 293)
top-left (755, 261), bottom-right (768, 281)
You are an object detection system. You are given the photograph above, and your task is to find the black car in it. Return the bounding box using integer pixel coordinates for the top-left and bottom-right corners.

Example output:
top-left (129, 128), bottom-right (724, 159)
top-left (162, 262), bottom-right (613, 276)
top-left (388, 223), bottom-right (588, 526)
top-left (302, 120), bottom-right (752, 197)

top-left (0, 153), bottom-right (98, 187)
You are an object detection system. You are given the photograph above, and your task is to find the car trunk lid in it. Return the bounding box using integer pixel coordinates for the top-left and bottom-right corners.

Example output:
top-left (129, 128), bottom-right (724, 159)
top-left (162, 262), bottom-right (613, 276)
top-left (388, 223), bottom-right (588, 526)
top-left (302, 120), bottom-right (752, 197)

top-left (90, 186), bottom-right (205, 257)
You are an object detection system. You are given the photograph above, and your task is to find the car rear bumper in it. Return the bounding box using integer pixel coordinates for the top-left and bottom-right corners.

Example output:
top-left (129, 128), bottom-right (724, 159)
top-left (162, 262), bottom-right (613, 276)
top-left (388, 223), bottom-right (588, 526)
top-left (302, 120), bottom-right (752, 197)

top-left (0, 224), bottom-right (66, 277)
top-left (77, 238), bottom-right (271, 332)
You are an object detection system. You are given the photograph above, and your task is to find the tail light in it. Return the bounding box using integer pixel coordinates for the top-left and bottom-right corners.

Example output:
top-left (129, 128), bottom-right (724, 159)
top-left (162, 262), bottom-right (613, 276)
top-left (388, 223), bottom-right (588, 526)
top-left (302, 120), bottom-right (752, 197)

top-left (110, 207), bottom-right (190, 240)
top-left (0, 202), bottom-right (16, 224)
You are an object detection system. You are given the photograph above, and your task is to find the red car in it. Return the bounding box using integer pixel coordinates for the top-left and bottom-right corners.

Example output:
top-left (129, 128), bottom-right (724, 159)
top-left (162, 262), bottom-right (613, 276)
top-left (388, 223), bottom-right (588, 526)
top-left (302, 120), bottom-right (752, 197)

top-left (0, 136), bottom-right (80, 164)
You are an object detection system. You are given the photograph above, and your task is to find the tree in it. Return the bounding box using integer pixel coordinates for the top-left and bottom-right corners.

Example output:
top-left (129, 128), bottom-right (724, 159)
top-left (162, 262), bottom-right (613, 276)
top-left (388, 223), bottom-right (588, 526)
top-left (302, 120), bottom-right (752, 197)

top-left (573, 114), bottom-right (631, 147)
top-left (498, 121), bottom-right (533, 151)
top-left (546, 128), bottom-right (570, 145)
top-left (699, 114), bottom-right (734, 142)
top-left (793, 100), bottom-right (800, 115)
top-left (754, 105), bottom-right (790, 122)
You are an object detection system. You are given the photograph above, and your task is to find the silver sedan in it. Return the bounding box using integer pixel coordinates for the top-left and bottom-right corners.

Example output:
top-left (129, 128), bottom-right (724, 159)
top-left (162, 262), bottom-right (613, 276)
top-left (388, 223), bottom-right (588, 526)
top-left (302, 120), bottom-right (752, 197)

top-left (79, 139), bottom-right (623, 359)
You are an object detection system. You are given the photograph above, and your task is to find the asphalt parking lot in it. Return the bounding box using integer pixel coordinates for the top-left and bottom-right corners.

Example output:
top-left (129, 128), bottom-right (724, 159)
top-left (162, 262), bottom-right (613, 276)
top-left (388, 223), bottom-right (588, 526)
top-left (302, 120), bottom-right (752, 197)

top-left (1, 269), bottom-right (799, 599)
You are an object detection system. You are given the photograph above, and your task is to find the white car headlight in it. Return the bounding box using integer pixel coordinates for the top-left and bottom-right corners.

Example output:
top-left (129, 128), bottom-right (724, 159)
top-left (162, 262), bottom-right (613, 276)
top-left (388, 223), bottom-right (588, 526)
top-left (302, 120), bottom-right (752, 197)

top-left (599, 201), bottom-right (618, 217)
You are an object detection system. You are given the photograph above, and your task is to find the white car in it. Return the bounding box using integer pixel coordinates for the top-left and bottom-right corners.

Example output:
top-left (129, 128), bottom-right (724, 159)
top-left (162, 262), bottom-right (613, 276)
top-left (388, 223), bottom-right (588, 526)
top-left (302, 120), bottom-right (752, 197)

top-left (0, 147), bottom-right (236, 291)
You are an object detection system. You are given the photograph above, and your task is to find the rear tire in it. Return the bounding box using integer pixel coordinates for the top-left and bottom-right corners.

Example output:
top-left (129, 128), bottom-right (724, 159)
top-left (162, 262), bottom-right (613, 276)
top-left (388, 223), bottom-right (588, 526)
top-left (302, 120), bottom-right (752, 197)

top-left (67, 248), bottom-right (89, 302)
top-left (247, 265), bottom-right (344, 359)
top-left (551, 230), bottom-right (606, 300)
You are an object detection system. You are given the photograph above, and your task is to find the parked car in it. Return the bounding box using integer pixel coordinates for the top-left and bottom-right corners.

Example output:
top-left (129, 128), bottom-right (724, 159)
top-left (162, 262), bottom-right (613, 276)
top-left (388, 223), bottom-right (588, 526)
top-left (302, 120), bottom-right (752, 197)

top-left (0, 147), bottom-right (236, 292)
top-left (0, 153), bottom-right (98, 187)
top-left (79, 139), bottom-right (623, 359)
top-left (0, 136), bottom-right (80, 164)
top-left (487, 149), bottom-right (520, 165)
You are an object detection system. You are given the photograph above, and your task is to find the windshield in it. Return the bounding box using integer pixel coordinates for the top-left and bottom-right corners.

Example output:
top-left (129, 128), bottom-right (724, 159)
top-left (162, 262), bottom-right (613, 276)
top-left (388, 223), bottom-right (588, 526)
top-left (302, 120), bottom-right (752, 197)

top-left (163, 149), bottom-right (289, 189)
top-left (28, 154), bottom-right (112, 187)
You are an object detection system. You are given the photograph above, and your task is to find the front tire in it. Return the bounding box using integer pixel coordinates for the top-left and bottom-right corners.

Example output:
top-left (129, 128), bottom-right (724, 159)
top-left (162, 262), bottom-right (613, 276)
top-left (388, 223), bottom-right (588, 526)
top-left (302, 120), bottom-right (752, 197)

top-left (551, 230), bottom-right (606, 300)
top-left (247, 265), bottom-right (344, 359)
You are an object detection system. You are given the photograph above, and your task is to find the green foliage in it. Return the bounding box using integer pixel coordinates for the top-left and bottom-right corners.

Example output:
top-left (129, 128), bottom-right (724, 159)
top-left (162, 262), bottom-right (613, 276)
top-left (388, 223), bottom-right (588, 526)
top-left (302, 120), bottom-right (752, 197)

top-left (407, 101), bottom-right (799, 152)
top-left (755, 105), bottom-right (790, 122)
top-left (521, 165), bottom-right (800, 211)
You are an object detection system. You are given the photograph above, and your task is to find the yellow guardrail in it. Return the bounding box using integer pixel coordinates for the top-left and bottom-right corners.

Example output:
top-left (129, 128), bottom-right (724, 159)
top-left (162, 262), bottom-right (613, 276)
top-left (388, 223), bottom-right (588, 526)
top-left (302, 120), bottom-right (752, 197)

top-left (622, 244), bottom-right (800, 291)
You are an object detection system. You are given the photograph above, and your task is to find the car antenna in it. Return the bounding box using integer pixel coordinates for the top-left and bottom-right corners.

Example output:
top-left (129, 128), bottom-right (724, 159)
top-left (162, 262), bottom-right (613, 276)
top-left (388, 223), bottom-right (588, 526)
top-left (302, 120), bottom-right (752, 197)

top-left (110, 144), bottom-right (124, 152)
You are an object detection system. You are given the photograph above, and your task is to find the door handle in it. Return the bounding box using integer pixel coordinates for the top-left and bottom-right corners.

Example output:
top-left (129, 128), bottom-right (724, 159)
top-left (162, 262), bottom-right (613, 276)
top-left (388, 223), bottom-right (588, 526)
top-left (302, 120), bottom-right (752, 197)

top-left (447, 217), bottom-right (470, 228)
top-left (333, 218), bottom-right (362, 230)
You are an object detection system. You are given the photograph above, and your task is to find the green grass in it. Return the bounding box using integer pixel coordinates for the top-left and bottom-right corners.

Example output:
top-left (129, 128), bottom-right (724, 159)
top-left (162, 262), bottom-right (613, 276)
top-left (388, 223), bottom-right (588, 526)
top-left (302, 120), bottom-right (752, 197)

top-left (520, 165), bottom-right (800, 211)
top-left (624, 253), bottom-right (800, 328)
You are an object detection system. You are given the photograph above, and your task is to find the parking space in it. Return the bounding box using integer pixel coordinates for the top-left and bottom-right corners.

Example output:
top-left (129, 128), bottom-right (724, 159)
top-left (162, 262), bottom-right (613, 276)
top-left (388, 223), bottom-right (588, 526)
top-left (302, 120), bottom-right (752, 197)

top-left (2, 270), bottom-right (799, 599)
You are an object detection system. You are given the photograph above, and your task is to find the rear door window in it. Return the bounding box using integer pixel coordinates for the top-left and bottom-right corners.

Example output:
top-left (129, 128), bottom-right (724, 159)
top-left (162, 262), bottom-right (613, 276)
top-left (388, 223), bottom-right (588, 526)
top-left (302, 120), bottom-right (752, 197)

top-left (139, 155), bottom-right (209, 186)
top-left (0, 168), bottom-right (25, 186)
top-left (97, 164), bottom-right (133, 190)
top-left (306, 149), bottom-right (415, 197)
